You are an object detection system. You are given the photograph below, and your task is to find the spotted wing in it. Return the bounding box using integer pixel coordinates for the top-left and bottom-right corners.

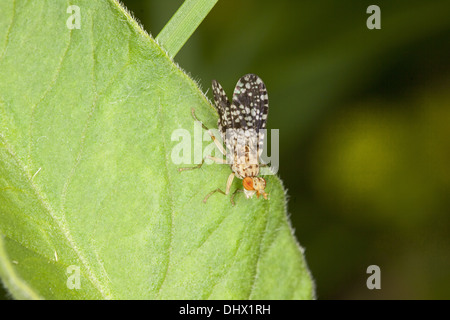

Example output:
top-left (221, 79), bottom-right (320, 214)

top-left (231, 74), bottom-right (269, 132)
top-left (212, 79), bottom-right (232, 140)
top-left (230, 74), bottom-right (269, 163)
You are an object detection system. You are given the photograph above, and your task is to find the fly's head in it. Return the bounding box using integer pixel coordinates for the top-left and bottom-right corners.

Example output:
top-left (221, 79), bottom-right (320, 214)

top-left (243, 176), bottom-right (268, 200)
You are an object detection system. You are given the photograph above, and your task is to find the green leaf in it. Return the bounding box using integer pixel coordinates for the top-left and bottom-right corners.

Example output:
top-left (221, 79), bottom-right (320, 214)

top-left (0, 0), bottom-right (314, 299)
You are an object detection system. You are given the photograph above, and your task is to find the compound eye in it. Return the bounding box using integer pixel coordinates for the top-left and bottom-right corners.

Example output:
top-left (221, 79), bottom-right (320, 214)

top-left (243, 177), bottom-right (254, 190)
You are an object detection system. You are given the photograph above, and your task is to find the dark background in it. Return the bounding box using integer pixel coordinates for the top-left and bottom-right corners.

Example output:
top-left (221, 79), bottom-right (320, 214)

top-left (2, 0), bottom-right (450, 299)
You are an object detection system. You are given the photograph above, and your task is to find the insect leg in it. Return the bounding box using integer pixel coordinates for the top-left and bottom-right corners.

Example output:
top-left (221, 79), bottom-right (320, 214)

top-left (202, 173), bottom-right (235, 204)
top-left (203, 188), bottom-right (226, 203)
top-left (230, 189), bottom-right (244, 207)
top-left (207, 156), bottom-right (227, 164)
top-left (178, 155), bottom-right (227, 172)
top-left (226, 173), bottom-right (242, 206)
top-left (225, 173), bottom-right (235, 195)
top-left (177, 158), bottom-right (205, 172)
top-left (191, 108), bottom-right (226, 156)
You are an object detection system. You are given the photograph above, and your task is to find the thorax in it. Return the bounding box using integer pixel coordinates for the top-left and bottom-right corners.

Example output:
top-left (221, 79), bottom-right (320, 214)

top-left (231, 162), bottom-right (259, 179)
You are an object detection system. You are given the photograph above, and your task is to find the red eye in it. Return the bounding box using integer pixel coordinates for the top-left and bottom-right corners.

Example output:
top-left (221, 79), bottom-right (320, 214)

top-left (243, 177), bottom-right (254, 190)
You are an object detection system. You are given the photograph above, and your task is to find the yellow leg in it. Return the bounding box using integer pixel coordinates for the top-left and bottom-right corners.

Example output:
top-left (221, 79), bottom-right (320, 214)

top-left (191, 108), bottom-right (226, 156)
top-left (225, 173), bottom-right (235, 195)
top-left (230, 189), bottom-right (244, 207)
top-left (178, 155), bottom-right (226, 172)
top-left (203, 188), bottom-right (226, 203)
top-left (202, 173), bottom-right (236, 205)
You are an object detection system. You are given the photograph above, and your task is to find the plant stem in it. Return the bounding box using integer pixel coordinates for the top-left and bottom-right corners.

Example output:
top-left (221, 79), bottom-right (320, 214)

top-left (156, 0), bottom-right (218, 58)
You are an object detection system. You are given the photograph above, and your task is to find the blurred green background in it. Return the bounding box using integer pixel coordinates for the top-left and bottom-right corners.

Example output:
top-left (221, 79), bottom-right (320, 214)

top-left (2, 0), bottom-right (450, 299)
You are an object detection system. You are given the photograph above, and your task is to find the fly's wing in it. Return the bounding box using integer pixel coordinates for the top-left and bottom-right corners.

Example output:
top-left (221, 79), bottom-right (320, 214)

top-left (231, 74), bottom-right (269, 132)
top-left (230, 74), bottom-right (269, 162)
top-left (212, 79), bottom-right (232, 141)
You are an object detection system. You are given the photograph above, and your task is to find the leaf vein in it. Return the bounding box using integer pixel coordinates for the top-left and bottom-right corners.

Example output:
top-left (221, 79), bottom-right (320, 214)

top-left (155, 96), bottom-right (176, 297)
top-left (27, 23), bottom-right (73, 173)
top-left (0, 0), bottom-right (15, 62)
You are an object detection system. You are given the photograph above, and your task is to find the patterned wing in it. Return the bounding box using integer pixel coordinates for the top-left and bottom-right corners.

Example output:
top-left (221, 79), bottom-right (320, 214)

top-left (231, 74), bottom-right (269, 132)
top-left (212, 79), bottom-right (232, 140)
top-left (230, 74), bottom-right (269, 162)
